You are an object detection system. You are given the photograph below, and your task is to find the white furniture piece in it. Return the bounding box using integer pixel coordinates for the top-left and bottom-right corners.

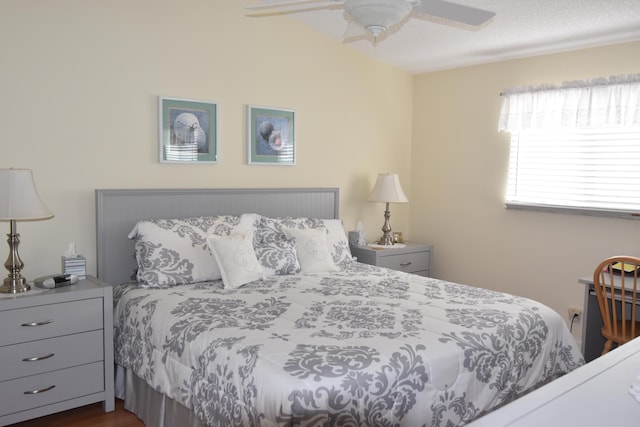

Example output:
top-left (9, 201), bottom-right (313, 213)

top-left (0, 276), bottom-right (114, 426)
top-left (350, 242), bottom-right (432, 276)
top-left (466, 335), bottom-right (640, 427)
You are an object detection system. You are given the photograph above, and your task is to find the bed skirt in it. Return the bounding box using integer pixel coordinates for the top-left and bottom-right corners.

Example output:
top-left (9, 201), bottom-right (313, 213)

top-left (116, 364), bottom-right (207, 427)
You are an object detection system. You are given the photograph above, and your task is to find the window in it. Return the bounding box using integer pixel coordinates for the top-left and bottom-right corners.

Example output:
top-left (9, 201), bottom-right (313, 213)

top-left (506, 127), bottom-right (640, 217)
top-left (499, 74), bottom-right (640, 218)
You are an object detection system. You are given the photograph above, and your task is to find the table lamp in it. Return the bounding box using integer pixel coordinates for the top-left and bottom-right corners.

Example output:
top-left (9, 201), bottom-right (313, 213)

top-left (368, 173), bottom-right (408, 246)
top-left (0, 169), bottom-right (53, 293)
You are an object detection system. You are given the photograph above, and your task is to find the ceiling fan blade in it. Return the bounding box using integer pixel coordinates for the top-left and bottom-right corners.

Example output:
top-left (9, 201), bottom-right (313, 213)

top-left (414, 0), bottom-right (495, 26)
top-left (246, 4), bottom-right (339, 17)
top-left (245, 0), bottom-right (339, 11)
top-left (342, 20), bottom-right (371, 43)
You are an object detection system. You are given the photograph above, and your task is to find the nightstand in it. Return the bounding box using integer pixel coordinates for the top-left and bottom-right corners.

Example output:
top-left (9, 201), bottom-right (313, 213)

top-left (0, 276), bottom-right (114, 426)
top-left (350, 242), bottom-right (432, 277)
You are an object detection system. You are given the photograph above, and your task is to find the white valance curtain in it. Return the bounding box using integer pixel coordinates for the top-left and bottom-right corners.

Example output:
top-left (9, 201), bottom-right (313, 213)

top-left (498, 74), bottom-right (640, 133)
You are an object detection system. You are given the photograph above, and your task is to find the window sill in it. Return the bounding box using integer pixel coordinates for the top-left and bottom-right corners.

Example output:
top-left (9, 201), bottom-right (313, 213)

top-left (505, 202), bottom-right (640, 220)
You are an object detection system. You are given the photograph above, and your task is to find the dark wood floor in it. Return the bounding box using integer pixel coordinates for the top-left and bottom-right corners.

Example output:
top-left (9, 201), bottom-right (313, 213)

top-left (11, 399), bottom-right (145, 427)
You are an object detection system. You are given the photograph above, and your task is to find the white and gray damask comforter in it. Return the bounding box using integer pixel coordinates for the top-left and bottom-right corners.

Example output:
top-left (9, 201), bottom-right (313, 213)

top-left (113, 263), bottom-right (584, 427)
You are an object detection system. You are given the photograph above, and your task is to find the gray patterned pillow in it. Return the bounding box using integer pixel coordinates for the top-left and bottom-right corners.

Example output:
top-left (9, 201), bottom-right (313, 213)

top-left (256, 216), bottom-right (353, 275)
top-left (254, 228), bottom-right (300, 276)
top-left (128, 213), bottom-right (260, 288)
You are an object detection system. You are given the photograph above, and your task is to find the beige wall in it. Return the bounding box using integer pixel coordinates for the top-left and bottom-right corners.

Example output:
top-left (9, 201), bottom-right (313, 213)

top-left (3, 0), bottom-right (639, 342)
top-left (0, 1), bottom-right (412, 279)
top-left (411, 41), bottom-right (640, 340)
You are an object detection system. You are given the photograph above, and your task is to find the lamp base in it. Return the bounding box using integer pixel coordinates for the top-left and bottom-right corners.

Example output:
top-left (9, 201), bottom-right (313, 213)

top-left (376, 234), bottom-right (396, 246)
top-left (0, 276), bottom-right (30, 293)
top-left (1, 221), bottom-right (31, 293)
top-left (377, 202), bottom-right (395, 246)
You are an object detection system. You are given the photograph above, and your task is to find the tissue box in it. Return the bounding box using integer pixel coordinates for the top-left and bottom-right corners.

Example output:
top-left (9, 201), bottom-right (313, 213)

top-left (62, 255), bottom-right (86, 279)
top-left (348, 231), bottom-right (366, 246)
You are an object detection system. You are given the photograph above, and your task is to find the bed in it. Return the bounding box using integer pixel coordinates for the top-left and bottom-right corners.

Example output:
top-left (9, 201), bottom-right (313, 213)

top-left (97, 188), bottom-right (584, 427)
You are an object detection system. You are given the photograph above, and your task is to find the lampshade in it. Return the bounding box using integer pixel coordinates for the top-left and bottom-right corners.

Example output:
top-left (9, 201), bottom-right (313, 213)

top-left (345, 0), bottom-right (413, 37)
top-left (0, 169), bottom-right (53, 221)
top-left (0, 169), bottom-right (53, 294)
top-left (368, 173), bottom-right (408, 203)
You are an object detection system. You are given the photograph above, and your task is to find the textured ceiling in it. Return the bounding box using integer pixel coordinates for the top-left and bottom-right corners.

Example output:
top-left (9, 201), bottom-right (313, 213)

top-left (250, 0), bottom-right (640, 74)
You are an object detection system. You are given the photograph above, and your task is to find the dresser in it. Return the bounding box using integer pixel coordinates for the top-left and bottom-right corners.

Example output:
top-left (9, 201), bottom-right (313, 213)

top-left (0, 276), bottom-right (114, 426)
top-left (350, 242), bottom-right (432, 276)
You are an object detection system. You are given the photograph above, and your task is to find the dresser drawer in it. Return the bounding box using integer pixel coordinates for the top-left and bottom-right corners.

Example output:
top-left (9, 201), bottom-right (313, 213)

top-left (0, 330), bottom-right (104, 382)
top-left (0, 361), bottom-right (104, 417)
top-left (0, 298), bottom-right (103, 346)
top-left (377, 251), bottom-right (430, 273)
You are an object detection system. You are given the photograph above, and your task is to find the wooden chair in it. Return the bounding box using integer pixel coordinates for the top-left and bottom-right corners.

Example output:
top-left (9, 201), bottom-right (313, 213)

top-left (593, 256), bottom-right (640, 355)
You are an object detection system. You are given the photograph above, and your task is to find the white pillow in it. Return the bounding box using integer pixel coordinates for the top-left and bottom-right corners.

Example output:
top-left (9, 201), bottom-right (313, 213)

top-left (282, 227), bottom-right (339, 273)
top-left (207, 233), bottom-right (265, 289)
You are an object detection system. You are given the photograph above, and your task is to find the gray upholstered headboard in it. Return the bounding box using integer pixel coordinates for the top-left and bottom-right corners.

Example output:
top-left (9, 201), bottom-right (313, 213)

top-left (95, 188), bottom-right (340, 286)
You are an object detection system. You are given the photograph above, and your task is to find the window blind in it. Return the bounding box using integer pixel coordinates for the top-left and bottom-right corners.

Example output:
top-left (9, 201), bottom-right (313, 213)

top-left (506, 128), bottom-right (640, 216)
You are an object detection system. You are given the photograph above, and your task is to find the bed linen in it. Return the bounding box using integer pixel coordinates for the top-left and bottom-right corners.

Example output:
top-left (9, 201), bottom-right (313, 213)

top-left (113, 262), bottom-right (584, 427)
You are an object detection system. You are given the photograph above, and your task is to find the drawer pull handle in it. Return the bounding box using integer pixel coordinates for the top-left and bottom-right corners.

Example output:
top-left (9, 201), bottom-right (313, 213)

top-left (22, 353), bottom-right (55, 362)
top-left (24, 385), bottom-right (56, 395)
top-left (21, 319), bottom-right (53, 327)
top-left (400, 262), bottom-right (412, 267)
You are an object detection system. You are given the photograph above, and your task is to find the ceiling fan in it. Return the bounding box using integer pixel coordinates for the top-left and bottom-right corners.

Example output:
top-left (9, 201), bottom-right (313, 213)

top-left (245, 0), bottom-right (496, 42)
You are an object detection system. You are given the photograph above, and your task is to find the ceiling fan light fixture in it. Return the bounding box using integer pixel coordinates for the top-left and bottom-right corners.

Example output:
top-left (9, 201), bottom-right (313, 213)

top-left (344, 0), bottom-right (413, 37)
top-left (366, 24), bottom-right (386, 37)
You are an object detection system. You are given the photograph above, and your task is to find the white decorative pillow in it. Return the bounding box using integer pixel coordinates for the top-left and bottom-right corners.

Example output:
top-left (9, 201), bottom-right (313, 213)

top-left (207, 233), bottom-right (265, 289)
top-left (282, 227), bottom-right (339, 273)
top-left (128, 213), bottom-right (260, 288)
top-left (257, 216), bottom-right (353, 272)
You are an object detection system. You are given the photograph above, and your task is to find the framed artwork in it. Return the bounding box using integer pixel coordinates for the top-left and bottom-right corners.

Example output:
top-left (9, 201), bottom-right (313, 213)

top-left (247, 105), bottom-right (295, 165)
top-left (159, 97), bottom-right (218, 163)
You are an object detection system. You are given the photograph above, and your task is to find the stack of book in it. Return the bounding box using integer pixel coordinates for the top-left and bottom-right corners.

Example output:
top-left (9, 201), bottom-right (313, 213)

top-left (62, 255), bottom-right (86, 279)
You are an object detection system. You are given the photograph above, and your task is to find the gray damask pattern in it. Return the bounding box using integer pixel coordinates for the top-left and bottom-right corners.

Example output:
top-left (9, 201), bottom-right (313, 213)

top-left (295, 300), bottom-right (422, 340)
top-left (113, 286), bottom-right (159, 383)
top-left (164, 296), bottom-right (290, 357)
top-left (114, 263), bottom-right (584, 427)
top-left (284, 344), bottom-right (381, 380)
top-left (314, 276), bottom-right (411, 299)
top-left (254, 230), bottom-right (301, 276)
top-left (279, 344), bottom-right (428, 426)
top-left (184, 337), bottom-right (262, 427)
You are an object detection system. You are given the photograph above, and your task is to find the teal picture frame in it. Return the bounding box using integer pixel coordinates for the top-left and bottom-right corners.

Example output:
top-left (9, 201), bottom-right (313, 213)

top-left (159, 97), bottom-right (218, 163)
top-left (247, 105), bottom-right (295, 165)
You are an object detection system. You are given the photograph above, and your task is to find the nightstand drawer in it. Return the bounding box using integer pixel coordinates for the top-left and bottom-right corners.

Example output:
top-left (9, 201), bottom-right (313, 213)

top-left (0, 330), bottom-right (104, 382)
top-left (378, 251), bottom-right (430, 273)
top-left (0, 361), bottom-right (104, 417)
top-left (350, 242), bottom-right (433, 276)
top-left (0, 298), bottom-right (103, 346)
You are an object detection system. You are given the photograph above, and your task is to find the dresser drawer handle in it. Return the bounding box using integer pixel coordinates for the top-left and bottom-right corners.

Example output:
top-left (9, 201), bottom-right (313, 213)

top-left (22, 353), bottom-right (55, 362)
top-left (21, 319), bottom-right (53, 327)
top-left (400, 262), bottom-right (412, 267)
top-left (24, 385), bottom-right (56, 395)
